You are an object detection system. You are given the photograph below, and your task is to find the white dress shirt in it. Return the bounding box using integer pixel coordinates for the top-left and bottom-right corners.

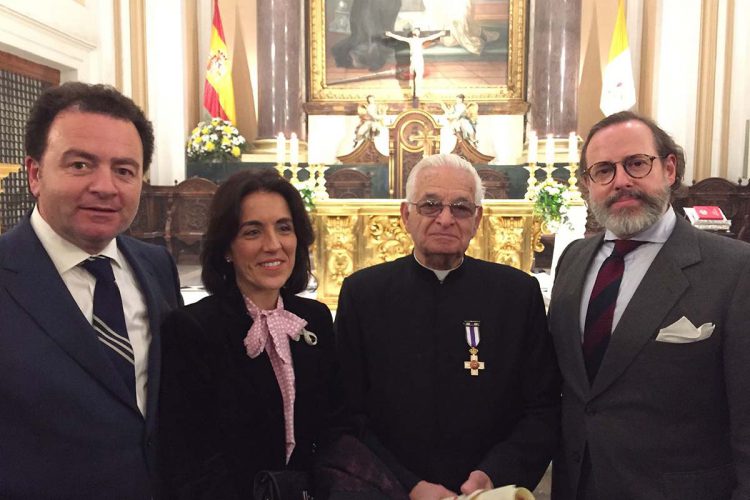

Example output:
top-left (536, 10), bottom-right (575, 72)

top-left (579, 206), bottom-right (677, 340)
top-left (30, 207), bottom-right (151, 415)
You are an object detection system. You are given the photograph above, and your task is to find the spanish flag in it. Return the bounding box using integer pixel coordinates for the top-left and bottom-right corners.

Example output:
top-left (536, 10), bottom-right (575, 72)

top-left (600, 0), bottom-right (636, 116)
top-left (204, 0), bottom-right (236, 123)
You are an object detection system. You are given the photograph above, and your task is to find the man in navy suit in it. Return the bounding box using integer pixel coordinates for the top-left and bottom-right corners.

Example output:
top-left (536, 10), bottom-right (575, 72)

top-left (0, 82), bottom-right (182, 498)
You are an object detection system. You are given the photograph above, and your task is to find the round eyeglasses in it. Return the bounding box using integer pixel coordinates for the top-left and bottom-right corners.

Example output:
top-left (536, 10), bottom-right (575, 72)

top-left (583, 154), bottom-right (666, 185)
top-left (409, 200), bottom-right (477, 219)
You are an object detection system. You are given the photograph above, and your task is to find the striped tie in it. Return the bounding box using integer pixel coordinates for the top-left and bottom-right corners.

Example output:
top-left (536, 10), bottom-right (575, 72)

top-left (583, 240), bottom-right (645, 382)
top-left (81, 256), bottom-right (135, 397)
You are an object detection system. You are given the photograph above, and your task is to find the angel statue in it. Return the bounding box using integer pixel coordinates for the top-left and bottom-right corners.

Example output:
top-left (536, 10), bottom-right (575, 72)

top-left (353, 94), bottom-right (386, 147)
top-left (441, 94), bottom-right (478, 146)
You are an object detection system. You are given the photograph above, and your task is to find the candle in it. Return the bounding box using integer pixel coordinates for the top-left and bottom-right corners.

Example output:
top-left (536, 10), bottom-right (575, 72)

top-left (528, 131), bottom-right (538, 164)
top-left (290, 133), bottom-right (299, 166)
top-left (568, 132), bottom-right (578, 163)
top-left (545, 133), bottom-right (555, 166)
top-left (276, 132), bottom-right (285, 165)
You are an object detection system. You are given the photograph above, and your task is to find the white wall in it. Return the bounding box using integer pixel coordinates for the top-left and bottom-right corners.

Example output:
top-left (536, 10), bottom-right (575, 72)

top-left (727, 0), bottom-right (750, 181)
top-left (144, 0), bottom-right (188, 185)
top-left (650, 0), bottom-right (701, 185)
top-left (0, 0), bottom-right (102, 82)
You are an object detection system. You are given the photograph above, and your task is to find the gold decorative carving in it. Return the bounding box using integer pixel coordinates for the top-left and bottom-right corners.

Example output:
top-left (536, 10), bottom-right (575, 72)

top-left (322, 216), bottom-right (356, 289)
top-left (531, 217), bottom-right (545, 253)
top-left (311, 199), bottom-right (550, 308)
top-left (365, 215), bottom-right (413, 267)
top-left (487, 216), bottom-right (524, 269)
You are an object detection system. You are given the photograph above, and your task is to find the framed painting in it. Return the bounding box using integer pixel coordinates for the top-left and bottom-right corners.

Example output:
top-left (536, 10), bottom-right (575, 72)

top-left (308, 0), bottom-right (527, 110)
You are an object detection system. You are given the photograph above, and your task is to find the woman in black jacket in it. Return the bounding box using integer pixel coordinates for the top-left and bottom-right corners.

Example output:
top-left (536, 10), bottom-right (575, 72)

top-left (158, 169), bottom-right (340, 499)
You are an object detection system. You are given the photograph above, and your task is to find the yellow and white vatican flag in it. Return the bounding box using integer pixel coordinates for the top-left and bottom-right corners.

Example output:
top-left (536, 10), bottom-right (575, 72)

top-left (203, 0), bottom-right (236, 123)
top-left (600, 0), bottom-right (636, 116)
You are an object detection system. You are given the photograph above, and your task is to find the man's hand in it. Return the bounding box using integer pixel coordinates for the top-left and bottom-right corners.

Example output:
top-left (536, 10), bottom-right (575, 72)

top-left (460, 470), bottom-right (493, 495)
top-left (409, 480), bottom-right (458, 500)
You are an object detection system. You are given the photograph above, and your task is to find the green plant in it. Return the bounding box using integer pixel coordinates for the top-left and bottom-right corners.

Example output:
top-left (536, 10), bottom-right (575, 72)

top-left (530, 178), bottom-right (572, 229)
top-left (186, 118), bottom-right (247, 161)
top-left (292, 179), bottom-right (316, 212)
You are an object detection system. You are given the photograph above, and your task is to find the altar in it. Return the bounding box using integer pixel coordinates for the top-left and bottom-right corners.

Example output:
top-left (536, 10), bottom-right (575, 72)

top-left (311, 198), bottom-right (542, 307)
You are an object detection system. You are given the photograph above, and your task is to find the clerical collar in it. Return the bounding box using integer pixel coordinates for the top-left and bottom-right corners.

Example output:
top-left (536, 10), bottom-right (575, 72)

top-left (412, 254), bottom-right (464, 283)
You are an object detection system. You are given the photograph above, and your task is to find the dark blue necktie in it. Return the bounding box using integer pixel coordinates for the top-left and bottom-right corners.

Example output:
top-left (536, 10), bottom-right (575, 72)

top-left (81, 256), bottom-right (135, 397)
top-left (583, 240), bottom-right (645, 382)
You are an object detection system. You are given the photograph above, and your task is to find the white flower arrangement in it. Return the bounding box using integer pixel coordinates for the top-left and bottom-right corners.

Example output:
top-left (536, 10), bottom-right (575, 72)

top-left (291, 178), bottom-right (317, 212)
top-left (529, 178), bottom-right (573, 229)
top-left (186, 118), bottom-right (247, 161)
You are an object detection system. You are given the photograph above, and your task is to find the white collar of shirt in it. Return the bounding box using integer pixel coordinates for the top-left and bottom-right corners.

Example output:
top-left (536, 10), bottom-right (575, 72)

top-left (579, 205), bottom-right (677, 339)
top-left (30, 205), bottom-right (124, 269)
top-left (30, 205), bottom-right (150, 417)
top-left (603, 205), bottom-right (677, 244)
top-left (413, 253), bottom-right (463, 282)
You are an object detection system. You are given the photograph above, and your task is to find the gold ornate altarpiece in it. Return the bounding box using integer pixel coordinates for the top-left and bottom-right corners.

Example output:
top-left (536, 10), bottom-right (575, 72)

top-left (311, 199), bottom-right (542, 308)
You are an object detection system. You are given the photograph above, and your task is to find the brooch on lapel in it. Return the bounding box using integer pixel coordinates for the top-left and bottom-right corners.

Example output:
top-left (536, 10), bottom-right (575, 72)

top-left (295, 328), bottom-right (318, 346)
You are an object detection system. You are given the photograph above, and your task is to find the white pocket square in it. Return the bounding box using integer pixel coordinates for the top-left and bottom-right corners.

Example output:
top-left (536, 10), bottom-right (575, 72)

top-left (655, 316), bottom-right (715, 343)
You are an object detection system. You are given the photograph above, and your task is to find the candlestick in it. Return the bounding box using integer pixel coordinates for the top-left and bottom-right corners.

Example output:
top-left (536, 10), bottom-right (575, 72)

top-left (545, 133), bottom-right (555, 166)
top-left (568, 132), bottom-right (578, 164)
top-left (275, 132), bottom-right (286, 176)
top-left (312, 163), bottom-right (330, 200)
top-left (289, 133), bottom-right (300, 182)
top-left (524, 162), bottom-right (538, 200)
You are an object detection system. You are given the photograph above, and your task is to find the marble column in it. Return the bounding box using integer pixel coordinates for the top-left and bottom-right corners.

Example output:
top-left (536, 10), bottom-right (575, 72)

top-left (255, 0), bottom-right (306, 141)
top-left (528, 0), bottom-right (582, 137)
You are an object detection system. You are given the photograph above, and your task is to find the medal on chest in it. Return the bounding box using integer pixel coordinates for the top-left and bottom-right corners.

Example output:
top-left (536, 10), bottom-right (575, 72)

top-left (463, 320), bottom-right (484, 376)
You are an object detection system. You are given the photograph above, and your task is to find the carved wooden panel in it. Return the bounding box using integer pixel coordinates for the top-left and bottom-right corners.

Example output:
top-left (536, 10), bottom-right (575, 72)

top-left (336, 139), bottom-right (388, 165)
top-left (450, 135), bottom-right (495, 165)
top-left (388, 109), bottom-right (441, 198)
top-left (325, 168), bottom-right (373, 199)
top-left (127, 182), bottom-right (172, 245)
top-left (477, 168), bottom-right (510, 199)
top-left (166, 177), bottom-right (218, 263)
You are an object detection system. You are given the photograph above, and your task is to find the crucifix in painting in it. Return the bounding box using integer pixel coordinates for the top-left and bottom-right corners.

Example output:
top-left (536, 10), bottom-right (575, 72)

top-left (385, 28), bottom-right (446, 98)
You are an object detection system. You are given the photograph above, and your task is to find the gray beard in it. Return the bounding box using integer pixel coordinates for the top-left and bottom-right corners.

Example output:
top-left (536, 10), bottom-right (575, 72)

top-left (589, 184), bottom-right (671, 238)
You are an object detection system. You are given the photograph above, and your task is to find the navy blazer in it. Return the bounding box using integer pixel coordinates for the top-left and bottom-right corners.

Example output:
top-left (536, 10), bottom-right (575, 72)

top-left (0, 218), bottom-right (182, 499)
top-left (158, 286), bottom-right (341, 500)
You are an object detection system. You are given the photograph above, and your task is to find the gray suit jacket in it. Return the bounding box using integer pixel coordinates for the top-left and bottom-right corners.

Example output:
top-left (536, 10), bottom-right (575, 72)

top-left (0, 218), bottom-right (182, 499)
top-left (548, 216), bottom-right (750, 500)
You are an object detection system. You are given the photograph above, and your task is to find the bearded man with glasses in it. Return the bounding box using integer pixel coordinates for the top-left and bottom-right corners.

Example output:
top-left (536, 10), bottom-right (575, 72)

top-left (548, 111), bottom-right (750, 500)
top-left (335, 153), bottom-right (560, 499)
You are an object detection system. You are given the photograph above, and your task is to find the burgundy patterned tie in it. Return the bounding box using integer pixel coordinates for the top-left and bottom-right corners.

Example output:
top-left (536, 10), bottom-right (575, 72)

top-left (583, 239), bottom-right (645, 381)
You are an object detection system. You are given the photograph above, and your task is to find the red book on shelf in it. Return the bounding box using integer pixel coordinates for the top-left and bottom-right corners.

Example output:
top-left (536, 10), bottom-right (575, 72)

top-left (693, 206), bottom-right (725, 220)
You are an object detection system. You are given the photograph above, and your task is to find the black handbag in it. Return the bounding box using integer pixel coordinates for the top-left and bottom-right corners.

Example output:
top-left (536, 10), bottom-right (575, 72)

top-left (253, 470), bottom-right (312, 500)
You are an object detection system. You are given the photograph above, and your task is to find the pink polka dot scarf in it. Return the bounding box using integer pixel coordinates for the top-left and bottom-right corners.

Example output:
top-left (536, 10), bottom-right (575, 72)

top-left (242, 294), bottom-right (307, 463)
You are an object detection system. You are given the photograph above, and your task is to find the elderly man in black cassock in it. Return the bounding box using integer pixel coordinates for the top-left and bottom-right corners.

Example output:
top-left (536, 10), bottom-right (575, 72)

top-left (335, 153), bottom-right (561, 499)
